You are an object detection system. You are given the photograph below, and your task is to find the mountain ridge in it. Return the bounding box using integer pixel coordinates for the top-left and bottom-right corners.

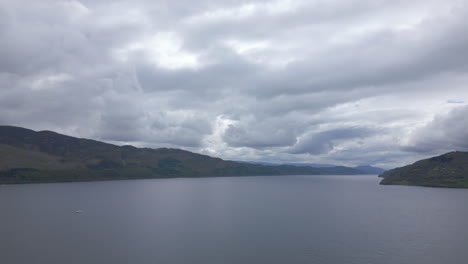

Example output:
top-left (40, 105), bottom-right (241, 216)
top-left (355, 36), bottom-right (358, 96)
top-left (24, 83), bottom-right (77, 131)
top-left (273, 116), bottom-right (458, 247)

top-left (0, 125), bottom-right (376, 184)
top-left (379, 151), bottom-right (468, 188)
top-left (238, 161), bottom-right (385, 174)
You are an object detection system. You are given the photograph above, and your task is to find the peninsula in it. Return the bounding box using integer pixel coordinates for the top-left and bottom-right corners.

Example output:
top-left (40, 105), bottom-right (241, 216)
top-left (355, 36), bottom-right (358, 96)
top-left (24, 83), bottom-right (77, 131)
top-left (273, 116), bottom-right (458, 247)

top-left (379, 151), bottom-right (468, 188)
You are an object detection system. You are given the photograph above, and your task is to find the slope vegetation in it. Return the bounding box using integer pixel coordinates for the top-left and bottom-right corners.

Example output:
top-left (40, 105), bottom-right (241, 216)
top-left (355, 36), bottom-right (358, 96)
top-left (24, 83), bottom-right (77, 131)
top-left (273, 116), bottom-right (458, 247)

top-left (0, 126), bottom-right (326, 183)
top-left (380, 151), bottom-right (468, 188)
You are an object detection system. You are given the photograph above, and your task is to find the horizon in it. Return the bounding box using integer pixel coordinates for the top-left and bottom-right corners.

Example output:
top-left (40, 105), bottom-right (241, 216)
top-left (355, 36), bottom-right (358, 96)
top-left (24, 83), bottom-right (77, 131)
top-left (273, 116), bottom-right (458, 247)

top-left (1, 0), bottom-right (468, 168)
top-left (1, 123), bottom-right (449, 170)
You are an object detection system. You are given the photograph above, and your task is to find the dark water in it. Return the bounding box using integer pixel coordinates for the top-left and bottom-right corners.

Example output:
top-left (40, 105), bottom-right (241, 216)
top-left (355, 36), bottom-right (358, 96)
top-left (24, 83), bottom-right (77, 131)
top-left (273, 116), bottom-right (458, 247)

top-left (1, 175), bottom-right (468, 264)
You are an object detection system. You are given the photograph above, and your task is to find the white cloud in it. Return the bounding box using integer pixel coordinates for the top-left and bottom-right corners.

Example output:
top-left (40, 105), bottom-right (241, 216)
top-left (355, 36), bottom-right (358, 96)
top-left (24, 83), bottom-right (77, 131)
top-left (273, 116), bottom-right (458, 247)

top-left (29, 73), bottom-right (74, 91)
top-left (185, 0), bottom-right (303, 25)
top-left (114, 32), bottom-right (201, 70)
top-left (58, 0), bottom-right (90, 20)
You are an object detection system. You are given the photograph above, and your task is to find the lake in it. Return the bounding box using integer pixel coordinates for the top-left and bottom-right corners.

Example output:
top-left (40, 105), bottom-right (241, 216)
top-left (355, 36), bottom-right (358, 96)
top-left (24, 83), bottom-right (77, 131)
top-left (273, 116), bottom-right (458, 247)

top-left (1, 175), bottom-right (467, 264)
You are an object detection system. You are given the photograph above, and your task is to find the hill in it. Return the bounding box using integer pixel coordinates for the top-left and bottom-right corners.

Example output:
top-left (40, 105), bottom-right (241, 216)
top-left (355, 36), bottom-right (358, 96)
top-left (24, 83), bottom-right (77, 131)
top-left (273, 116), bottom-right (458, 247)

top-left (0, 125), bottom-right (329, 184)
top-left (240, 161), bottom-right (385, 175)
top-left (354, 165), bottom-right (386, 174)
top-left (379, 151), bottom-right (468, 188)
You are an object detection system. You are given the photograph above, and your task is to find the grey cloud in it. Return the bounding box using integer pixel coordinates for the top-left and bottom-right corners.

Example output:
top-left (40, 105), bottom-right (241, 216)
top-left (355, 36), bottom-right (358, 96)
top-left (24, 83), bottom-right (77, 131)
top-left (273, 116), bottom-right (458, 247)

top-left (181, 0), bottom-right (408, 49)
top-left (1, 0), bottom-right (468, 167)
top-left (135, 50), bottom-right (257, 93)
top-left (222, 121), bottom-right (298, 148)
top-left (96, 112), bottom-right (212, 148)
top-left (447, 100), bottom-right (464, 104)
top-left (290, 127), bottom-right (378, 155)
top-left (255, 24), bottom-right (468, 97)
top-left (96, 112), bottom-right (144, 142)
top-left (172, 1), bottom-right (468, 98)
top-left (404, 105), bottom-right (468, 154)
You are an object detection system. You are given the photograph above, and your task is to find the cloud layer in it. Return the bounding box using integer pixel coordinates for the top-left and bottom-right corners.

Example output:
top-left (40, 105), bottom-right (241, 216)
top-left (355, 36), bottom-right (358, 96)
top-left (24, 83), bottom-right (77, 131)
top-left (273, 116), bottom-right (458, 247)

top-left (1, 0), bottom-right (468, 168)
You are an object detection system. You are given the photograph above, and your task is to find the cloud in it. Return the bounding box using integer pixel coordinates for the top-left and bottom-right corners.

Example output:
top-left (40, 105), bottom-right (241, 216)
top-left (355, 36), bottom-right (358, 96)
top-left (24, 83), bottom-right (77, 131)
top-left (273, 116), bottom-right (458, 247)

top-left (447, 100), bottom-right (465, 104)
top-left (1, 0), bottom-right (468, 167)
top-left (404, 105), bottom-right (468, 154)
top-left (290, 127), bottom-right (378, 155)
top-left (222, 117), bottom-right (298, 148)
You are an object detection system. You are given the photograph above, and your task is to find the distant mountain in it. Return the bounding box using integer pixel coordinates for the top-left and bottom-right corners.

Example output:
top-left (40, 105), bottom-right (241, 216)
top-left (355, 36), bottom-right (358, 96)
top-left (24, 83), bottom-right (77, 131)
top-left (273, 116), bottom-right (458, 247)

top-left (283, 162), bottom-right (336, 168)
top-left (237, 161), bottom-right (336, 167)
top-left (240, 161), bottom-right (385, 175)
top-left (237, 161), bottom-right (280, 166)
top-left (0, 125), bottom-right (362, 184)
top-left (354, 165), bottom-right (386, 174)
top-left (379, 151), bottom-right (468, 188)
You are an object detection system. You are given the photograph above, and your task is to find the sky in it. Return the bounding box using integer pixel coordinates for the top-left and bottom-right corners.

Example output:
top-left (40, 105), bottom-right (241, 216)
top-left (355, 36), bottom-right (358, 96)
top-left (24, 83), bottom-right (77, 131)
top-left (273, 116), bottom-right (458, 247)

top-left (1, 0), bottom-right (468, 168)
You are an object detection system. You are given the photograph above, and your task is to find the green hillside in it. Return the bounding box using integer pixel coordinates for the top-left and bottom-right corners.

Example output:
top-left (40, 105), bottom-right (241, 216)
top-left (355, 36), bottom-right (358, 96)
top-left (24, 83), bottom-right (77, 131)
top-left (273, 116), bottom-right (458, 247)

top-left (379, 151), bottom-right (468, 188)
top-left (0, 126), bottom-right (326, 184)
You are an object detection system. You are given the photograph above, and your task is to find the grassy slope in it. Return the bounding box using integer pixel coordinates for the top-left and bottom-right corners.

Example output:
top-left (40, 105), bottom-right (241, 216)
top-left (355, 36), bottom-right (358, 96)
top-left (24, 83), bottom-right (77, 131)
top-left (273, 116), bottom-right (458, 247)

top-left (379, 151), bottom-right (468, 188)
top-left (0, 126), bottom-right (325, 184)
top-left (0, 144), bottom-right (80, 170)
top-left (0, 126), bottom-right (383, 184)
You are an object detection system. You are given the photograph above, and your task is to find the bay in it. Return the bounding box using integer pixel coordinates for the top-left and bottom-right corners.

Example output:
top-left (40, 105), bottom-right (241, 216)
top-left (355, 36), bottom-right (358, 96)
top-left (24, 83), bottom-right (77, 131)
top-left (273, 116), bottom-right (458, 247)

top-left (1, 175), bottom-right (467, 264)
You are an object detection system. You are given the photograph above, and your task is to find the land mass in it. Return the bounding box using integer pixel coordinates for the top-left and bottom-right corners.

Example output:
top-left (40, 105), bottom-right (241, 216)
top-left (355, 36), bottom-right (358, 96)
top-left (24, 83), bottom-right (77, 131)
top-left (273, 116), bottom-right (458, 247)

top-left (379, 151), bottom-right (468, 188)
top-left (239, 161), bottom-right (385, 174)
top-left (0, 126), bottom-right (381, 184)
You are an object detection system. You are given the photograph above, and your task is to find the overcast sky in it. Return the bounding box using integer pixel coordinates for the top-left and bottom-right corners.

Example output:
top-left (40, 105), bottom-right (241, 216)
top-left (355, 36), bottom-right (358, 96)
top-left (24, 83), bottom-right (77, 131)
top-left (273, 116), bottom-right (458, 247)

top-left (1, 0), bottom-right (468, 168)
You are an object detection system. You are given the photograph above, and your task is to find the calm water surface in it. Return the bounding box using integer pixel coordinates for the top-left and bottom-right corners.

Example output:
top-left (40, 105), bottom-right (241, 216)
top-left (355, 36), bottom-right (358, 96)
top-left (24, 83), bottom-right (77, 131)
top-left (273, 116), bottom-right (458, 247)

top-left (1, 175), bottom-right (468, 264)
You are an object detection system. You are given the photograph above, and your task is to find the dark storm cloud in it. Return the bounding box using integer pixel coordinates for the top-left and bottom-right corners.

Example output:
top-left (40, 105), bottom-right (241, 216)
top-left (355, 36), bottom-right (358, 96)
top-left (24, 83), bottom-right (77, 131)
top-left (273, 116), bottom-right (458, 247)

top-left (1, 0), bottom-right (468, 167)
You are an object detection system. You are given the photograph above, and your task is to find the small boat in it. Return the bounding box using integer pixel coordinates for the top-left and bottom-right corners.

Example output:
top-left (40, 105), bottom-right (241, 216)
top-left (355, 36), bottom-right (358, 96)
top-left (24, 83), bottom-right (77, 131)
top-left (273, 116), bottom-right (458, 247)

top-left (75, 210), bottom-right (83, 213)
